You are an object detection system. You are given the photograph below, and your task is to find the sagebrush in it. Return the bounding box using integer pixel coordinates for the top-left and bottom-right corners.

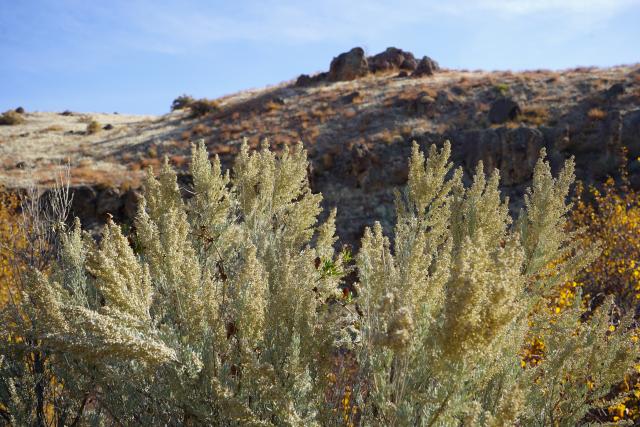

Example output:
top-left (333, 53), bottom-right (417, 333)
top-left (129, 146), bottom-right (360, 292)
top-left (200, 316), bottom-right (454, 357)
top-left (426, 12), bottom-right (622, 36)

top-left (0, 139), bottom-right (637, 426)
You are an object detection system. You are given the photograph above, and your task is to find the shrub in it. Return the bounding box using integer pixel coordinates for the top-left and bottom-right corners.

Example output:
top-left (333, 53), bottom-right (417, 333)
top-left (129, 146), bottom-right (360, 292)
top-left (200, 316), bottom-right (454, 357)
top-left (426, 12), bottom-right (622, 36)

top-left (171, 94), bottom-right (195, 111)
top-left (571, 176), bottom-right (640, 309)
top-left (188, 98), bottom-right (221, 117)
top-left (40, 125), bottom-right (64, 133)
top-left (564, 156), bottom-right (640, 422)
top-left (588, 107), bottom-right (607, 121)
top-left (0, 140), bottom-right (637, 425)
top-left (353, 144), bottom-right (636, 425)
top-left (0, 178), bottom-right (75, 426)
top-left (86, 120), bottom-right (101, 134)
top-left (0, 188), bottom-right (21, 307)
top-left (0, 110), bottom-right (25, 125)
top-left (494, 82), bottom-right (510, 95)
top-left (521, 105), bottom-right (550, 126)
top-left (14, 107), bottom-right (25, 114)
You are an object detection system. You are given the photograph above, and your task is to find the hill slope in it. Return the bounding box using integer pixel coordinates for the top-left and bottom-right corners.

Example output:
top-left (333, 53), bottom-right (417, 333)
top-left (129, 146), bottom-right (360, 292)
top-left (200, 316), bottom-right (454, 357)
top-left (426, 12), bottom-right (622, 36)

top-left (1, 48), bottom-right (640, 245)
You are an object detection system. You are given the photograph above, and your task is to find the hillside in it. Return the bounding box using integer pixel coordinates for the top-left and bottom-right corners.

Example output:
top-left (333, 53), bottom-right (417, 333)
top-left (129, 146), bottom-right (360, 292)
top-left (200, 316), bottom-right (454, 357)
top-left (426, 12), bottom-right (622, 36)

top-left (1, 47), bottom-right (640, 246)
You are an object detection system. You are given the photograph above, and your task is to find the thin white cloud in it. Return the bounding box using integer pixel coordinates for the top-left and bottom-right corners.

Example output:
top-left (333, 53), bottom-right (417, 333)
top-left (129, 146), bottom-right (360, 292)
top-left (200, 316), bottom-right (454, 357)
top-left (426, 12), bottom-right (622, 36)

top-left (467, 0), bottom-right (637, 15)
top-left (105, 0), bottom-right (637, 52)
top-left (4, 0), bottom-right (637, 58)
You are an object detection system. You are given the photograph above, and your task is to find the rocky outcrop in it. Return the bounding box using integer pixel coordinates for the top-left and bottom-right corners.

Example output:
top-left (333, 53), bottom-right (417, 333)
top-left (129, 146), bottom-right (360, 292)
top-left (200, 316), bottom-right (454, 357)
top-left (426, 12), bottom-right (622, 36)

top-left (368, 47), bottom-right (417, 73)
top-left (295, 72), bottom-right (328, 87)
top-left (328, 48), bottom-right (369, 82)
top-left (296, 47), bottom-right (439, 85)
top-left (69, 185), bottom-right (139, 230)
top-left (488, 98), bottom-right (521, 124)
top-left (412, 56), bottom-right (440, 77)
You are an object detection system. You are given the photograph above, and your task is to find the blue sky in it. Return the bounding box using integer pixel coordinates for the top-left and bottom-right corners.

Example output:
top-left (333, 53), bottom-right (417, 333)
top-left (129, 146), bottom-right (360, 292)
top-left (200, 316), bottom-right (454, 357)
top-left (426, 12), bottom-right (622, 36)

top-left (1, 0), bottom-right (639, 115)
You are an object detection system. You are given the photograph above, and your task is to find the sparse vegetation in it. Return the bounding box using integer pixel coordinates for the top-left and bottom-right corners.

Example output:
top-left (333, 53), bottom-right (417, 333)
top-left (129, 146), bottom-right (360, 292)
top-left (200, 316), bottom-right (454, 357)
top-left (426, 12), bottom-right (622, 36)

top-left (171, 94), bottom-right (195, 111)
top-left (494, 82), bottom-right (510, 95)
top-left (192, 123), bottom-right (212, 136)
top-left (187, 98), bottom-right (221, 117)
top-left (521, 105), bottom-right (550, 125)
top-left (0, 187), bottom-right (22, 307)
top-left (86, 120), bottom-right (102, 134)
top-left (588, 107), bottom-right (607, 121)
top-left (0, 110), bottom-right (25, 125)
top-left (40, 124), bottom-right (64, 133)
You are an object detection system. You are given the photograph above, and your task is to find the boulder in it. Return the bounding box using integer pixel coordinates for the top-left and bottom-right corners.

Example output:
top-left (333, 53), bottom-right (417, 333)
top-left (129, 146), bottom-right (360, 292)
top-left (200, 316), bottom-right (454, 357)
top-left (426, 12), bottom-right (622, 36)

top-left (368, 47), bottom-right (417, 73)
top-left (70, 186), bottom-right (98, 224)
top-left (295, 73), bottom-right (328, 87)
top-left (295, 74), bottom-right (313, 86)
top-left (328, 48), bottom-right (369, 82)
top-left (96, 187), bottom-right (123, 220)
top-left (412, 56), bottom-right (440, 77)
top-left (488, 98), bottom-right (521, 124)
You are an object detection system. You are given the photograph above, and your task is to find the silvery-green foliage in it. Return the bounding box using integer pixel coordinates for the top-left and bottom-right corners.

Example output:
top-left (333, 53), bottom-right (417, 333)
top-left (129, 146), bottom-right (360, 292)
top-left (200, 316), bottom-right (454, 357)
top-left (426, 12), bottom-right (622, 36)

top-left (355, 141), bottom-right (638, 426)
top-left (1, 138), bottom-right (637, 426)
top-left (2, 140), bottom-right (342, 425)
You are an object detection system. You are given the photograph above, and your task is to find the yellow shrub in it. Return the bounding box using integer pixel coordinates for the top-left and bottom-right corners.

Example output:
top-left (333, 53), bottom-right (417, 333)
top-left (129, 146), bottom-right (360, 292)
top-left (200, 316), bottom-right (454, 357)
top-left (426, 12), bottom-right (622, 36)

top-left (561, 161), bottom-right (640, 423)
top-left (572, 176), bottom-right (640, 307)
top-left (0, 188), bottom-right (21, 307)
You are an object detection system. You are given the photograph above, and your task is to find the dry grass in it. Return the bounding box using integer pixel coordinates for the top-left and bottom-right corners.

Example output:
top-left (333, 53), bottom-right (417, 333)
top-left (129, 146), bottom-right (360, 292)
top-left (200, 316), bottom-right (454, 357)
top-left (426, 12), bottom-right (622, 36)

top-left (169, 154), bottom-right (188, 168)
top-left (77, 114), bottom-right (95, 124)
top-left (188, 99), bottom-right (221, 117)
top-left (521, 106), bottom-right (550, 126)
top-left (378, 129), bottom-right (403, 145)
top-left (138, 157), bottom-right (162, 172)
top-left (343, 109), bottom-right (357, 119)
top-left (0, 111), bottom-right (25, 126)
top-left (147, 145), bottom-right (158, 158)
top-left (1, 63), bottom-right (637, 193)
top-left (264, 100), bottom-right (283, 112)
top-left (587, 108), bottom-right (607, 121)
top-left (86, 120), bottom-right (102, 134)
top-left (39, 125), bottom-right (64, 133)
top-left (181, 130), bottom-right (192, 141)
top-left (192, 123), bottom-right (212, 136)
top-left (69, 166), bottom-right (118, 186)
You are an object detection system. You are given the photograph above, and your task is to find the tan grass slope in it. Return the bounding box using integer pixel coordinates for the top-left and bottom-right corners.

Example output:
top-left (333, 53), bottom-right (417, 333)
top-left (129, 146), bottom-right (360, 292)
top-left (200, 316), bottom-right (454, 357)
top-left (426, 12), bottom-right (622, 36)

top-left (1, 48), bottom-right (639, 244)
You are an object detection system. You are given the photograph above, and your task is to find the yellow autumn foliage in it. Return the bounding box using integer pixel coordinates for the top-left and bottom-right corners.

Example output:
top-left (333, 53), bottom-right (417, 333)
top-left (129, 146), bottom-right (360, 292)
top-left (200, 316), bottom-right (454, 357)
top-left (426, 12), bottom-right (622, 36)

top-left (0, 188), bottom-right (22, 308)
top-left (536, 158), bottom-right (640, 424)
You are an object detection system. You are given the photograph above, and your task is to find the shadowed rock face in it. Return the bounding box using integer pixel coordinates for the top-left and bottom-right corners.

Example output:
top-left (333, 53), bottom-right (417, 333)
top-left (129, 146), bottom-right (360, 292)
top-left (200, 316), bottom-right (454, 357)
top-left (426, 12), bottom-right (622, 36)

top-left (412, 56), bottom-right (440, 77)
top-left (489, 98), bottom-right (521, 124)
top-left (368, 47), bottom-right (418, 73)
top-left (328, 47), bottom-right (370, 82)
top-left (455, 127), bottom-right (545, 186)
